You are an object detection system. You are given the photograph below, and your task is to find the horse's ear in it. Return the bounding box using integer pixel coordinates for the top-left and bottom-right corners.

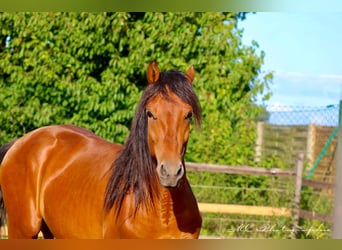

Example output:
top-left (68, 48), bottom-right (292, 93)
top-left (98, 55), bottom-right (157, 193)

top-left (185, 65), bottom-right (195, 84)
top-left (147, 60), bottom-right (160, 85)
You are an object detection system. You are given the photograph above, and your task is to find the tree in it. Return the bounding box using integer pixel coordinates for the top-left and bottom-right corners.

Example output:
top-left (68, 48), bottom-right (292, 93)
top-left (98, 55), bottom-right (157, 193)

top-left (0, 12), bottom-right (272, 165)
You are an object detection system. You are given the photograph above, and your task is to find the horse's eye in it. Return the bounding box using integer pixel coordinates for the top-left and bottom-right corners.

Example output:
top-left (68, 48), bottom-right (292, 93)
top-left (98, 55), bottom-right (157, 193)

top-left (146, 110), bottom-right (156, 120)
top-left (185, 111), bottom-right (193, 120)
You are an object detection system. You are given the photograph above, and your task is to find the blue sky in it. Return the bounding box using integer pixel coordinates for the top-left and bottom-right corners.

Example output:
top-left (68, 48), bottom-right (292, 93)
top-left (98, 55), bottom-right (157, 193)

top-left (239, 12), bottom-right (342, 109)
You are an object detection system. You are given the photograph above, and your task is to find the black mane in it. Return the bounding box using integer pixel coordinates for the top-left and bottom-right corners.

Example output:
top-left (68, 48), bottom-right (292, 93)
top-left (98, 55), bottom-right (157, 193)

top-left (104, 69), bottom-right (201, 217)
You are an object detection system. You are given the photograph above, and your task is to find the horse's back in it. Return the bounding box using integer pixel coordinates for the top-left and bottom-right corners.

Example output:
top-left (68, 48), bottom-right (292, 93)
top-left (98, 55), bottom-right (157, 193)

top-left (0, 125), bottom-right (122, 238)
top-left (2, 124), bottom-right (121, 181)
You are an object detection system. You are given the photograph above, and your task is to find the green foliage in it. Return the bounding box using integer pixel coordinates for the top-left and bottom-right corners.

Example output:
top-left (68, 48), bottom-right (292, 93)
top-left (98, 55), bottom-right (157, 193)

top-left (0, 13), bottom-right (139, 143)
top-left (0, 12), bottom-right (271, 160)
top-left (295, 186), bottom-right (332, 239)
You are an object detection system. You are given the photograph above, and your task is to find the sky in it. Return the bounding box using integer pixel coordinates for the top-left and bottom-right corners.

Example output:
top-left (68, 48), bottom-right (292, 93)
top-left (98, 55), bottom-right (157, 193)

top-left (239, 12), bottom-right (342, 110)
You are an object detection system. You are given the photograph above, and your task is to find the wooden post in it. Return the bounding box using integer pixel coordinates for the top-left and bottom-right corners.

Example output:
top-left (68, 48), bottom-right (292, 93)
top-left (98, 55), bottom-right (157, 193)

top-left (306, 123), bottom-right (315, 168)
top-left (291, 153), bottom-right (304, 238)
top-left (255, 122), bottom-right (264, 162)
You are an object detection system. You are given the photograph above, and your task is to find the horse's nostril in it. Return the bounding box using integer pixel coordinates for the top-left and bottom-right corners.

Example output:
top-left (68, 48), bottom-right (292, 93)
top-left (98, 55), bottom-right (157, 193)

top-left (176, 165), bottom-right (183, 176)
top-left (160, 164), bottom-right (168, 177)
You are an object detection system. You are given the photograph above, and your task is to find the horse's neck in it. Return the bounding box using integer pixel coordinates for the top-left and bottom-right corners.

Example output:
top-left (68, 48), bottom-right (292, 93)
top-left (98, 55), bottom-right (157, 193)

top-left (157, 177), bottom-right (195, 215)
top-left (154, 176), bottom-right (201, 235)
top-left (158, 187), bottom-right (175, 225)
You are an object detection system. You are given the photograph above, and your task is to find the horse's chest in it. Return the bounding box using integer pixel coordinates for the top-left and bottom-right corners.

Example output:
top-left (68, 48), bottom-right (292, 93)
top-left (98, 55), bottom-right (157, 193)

top-left (113, 187), bottom-right (201, 238)
top-left (119, 205), bottom-right (201, 239)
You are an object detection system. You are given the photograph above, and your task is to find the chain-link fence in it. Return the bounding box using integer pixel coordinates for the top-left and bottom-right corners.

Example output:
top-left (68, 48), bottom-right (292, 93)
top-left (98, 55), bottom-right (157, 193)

top-left (191, 104), bottom-right (339, 239)
top-left (260, 104), bottom-right (337, 238)
top-left (266, 104), bottom-right (339, 126)
top-left (260, 104), bottom-right (339, 182)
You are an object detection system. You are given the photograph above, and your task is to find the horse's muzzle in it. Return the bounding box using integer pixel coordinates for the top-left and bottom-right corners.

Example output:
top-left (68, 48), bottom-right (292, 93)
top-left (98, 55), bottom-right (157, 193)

top-left (157, 162), bottom-right (184, 188)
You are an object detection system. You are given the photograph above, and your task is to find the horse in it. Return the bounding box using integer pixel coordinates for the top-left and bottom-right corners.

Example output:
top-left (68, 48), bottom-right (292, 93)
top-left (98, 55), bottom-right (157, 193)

top-left (0, 60), bottom-right (202, 239)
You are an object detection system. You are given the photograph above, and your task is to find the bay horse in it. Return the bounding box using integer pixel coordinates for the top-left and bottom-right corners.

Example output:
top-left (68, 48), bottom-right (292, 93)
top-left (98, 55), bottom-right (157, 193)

top-left (0, 60), bottom-right (202, 239)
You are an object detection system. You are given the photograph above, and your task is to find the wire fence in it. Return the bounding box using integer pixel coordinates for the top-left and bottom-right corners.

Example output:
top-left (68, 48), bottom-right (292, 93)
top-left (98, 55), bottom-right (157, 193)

top-left (266, 104), bottom-right (339, 126)
top-left (262, 104), bottom-right (339, 182)
top-left (190, 104), bottom-right (339, 239)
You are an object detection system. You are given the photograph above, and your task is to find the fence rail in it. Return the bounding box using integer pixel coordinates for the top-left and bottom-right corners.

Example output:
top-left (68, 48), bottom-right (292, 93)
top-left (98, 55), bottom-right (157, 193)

top-left (187, 162), bottom-right (333, 190)
top-left (197, 203), bottom-right (332, 223)
top-left (186, 162), bottom-right (295, 177)
top-left (186, 159), bottom-right (333, 224)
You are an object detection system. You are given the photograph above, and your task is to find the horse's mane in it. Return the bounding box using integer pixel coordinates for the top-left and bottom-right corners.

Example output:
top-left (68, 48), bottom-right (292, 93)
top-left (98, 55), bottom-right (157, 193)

top-left (104, 69), bottom-right (201, 217)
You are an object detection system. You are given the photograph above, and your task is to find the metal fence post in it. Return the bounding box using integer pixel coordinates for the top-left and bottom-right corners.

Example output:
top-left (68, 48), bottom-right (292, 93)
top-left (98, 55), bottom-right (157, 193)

top-left (333, 100), bottom-right (342, 238)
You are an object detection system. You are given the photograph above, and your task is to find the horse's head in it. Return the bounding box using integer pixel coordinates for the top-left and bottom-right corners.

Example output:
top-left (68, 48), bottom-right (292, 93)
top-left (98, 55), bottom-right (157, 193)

top-left (145, 61), bottom-right (200, 188)
top-left (104, 60), bottom-right (201, 215)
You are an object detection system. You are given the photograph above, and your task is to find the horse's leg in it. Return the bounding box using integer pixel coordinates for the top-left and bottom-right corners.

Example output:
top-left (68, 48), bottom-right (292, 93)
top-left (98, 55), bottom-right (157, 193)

top-left (6, 212), bottom-right (42, 239)
top-left (5, 198), bottom-right (42, 239)
top-left (1, 156), bottom-right (43, 238)
top-left (41, 219), bottom-right (54, 239)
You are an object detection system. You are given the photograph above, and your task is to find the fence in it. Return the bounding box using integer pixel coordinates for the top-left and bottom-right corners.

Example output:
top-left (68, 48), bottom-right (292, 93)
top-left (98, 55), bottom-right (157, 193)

top-left (187, 104), bottom-right (339, 239)
top-left (256, 123), bottom-right (337, 183)
top-left (261, 105), bottom-right (339, 183)
top-left (187, 158), bottom-right (332, 239)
